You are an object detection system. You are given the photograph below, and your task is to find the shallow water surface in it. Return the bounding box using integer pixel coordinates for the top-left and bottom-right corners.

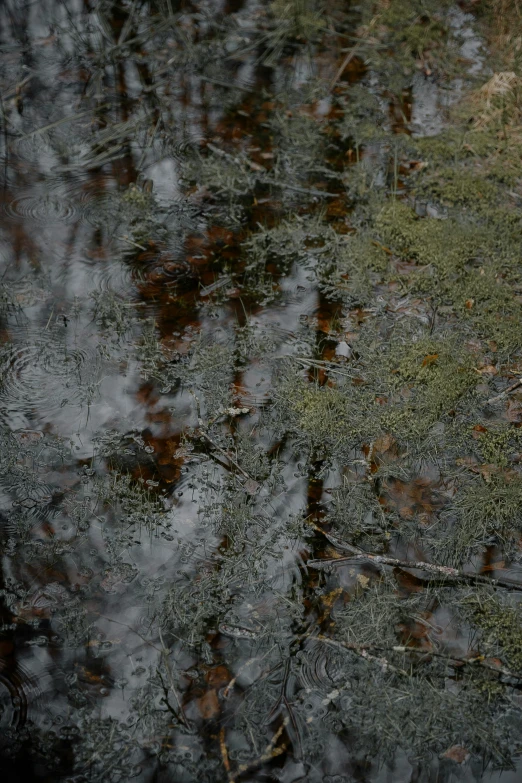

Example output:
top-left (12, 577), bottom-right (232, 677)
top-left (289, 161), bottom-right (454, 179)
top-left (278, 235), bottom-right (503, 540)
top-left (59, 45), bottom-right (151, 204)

top-left (2, 1), bottom-right (522, 781)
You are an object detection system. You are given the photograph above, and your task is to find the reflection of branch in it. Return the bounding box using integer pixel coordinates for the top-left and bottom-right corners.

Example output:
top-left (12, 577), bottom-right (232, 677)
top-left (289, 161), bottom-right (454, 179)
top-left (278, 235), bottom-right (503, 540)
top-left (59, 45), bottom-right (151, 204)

top-left (17, 105), bottom-right (109, 141)
top-left (309, 532), bottom-right (522, 592)
top-left (264, 658), bottom-right (303, 760)
top-left (92, 611), bottom-right (162, 652)
top-left (189, 391), bottom-right (260, 493)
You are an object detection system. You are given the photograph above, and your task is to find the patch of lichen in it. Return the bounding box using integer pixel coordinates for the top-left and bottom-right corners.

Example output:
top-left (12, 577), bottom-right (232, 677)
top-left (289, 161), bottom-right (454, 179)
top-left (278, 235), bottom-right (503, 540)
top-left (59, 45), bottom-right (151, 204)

top-left (244, 213), bottom-right (330, 273)
top-left (370, 201), bottom-right (522, 352)
top-left (375, 201), bottom-right (483, 275)
top-left (465, 592), bottom-right (522, 673)
top-left (470, 423), bottom-right (522, 469)
top-left (454, 271), bottom-right (522, 353)
top-left (337, 84), bottom-right (389, 146)
top-left (274, 372), bottom-right (373, 453)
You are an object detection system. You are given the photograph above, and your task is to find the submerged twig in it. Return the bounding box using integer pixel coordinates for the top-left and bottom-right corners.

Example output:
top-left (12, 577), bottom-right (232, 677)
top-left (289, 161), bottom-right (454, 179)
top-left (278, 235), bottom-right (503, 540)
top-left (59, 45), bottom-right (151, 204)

top-left (117, 235), bottom-right (147, 251)
top-left (310, 532), bottom-right (522, 591)
top-left (229, 718), bottom-right (288, 783)
top-left (314, 634), bottom-right (408, 675)
top-left (329, 15), bottom-right (379, 91)
top-left (274, 355), bottom-right (356, 378)
top-left (197, 428), bottom-right (260, 494)
top-left (158, 627), bottom-right (190, 728)
top-left (391, 645), bottom-right (522, 682)
top-left (312, 634), bottom-right (522, 683)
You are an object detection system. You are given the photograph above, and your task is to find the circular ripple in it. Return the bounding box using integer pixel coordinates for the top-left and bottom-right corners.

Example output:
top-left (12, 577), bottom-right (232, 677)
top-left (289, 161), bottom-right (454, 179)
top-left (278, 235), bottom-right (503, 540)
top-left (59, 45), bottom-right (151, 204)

top-left (3, 194), bottom-right (78, 224)
top-left (296, 640), bottom-right (346, 697)
top-left (0, 660), bottom-right (40, 734)
top-left (0, 330), bottom-right (102, 417)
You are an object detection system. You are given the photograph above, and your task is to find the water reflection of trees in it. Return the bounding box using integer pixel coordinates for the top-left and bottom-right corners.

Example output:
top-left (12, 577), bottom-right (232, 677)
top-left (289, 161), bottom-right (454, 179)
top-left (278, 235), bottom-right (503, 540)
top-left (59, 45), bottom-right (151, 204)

top-left (1, 1), bottom-right (522, 781)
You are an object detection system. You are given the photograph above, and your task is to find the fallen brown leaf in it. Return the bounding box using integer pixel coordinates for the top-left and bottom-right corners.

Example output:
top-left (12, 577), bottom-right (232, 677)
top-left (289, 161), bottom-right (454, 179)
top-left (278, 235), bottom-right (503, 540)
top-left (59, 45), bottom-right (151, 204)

top-left (198, 689), bottom-right (220, 720)
top-left (442, 745), bottom-right (470, 763)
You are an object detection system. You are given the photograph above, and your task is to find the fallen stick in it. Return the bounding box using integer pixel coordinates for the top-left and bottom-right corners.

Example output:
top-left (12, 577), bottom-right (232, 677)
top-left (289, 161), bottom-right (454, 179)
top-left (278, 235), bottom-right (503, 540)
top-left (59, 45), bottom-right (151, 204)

top-left (309, 531), bottom-right (522, 591)
top-left (486, 377), bottom-right (522, 405)
top-left (311, 634), bottom-right (522, 683)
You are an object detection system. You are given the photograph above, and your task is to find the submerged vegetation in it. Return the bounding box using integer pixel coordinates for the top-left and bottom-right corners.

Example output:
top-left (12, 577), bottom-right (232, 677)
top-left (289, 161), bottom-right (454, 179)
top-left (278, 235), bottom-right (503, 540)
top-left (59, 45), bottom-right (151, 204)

top-left (3, 0), bottom-right (522, 781)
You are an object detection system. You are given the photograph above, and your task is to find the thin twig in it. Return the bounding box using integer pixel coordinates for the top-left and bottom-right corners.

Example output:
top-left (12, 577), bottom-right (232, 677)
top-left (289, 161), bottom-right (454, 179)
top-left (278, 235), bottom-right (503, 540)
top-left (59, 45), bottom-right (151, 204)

top-left (229, 718), bottom-right (288, 783)
top-left (275, 355), bottom-right (357, 378)
top-left (219, 728), bottom-right (231, 776)
top-left (310, 532), bottom-right (522, 591)
top-left (158, 627), bottom-right (190, 728)
top-left (329, 15), bottom-right (380, 91)
top-left (391, 645), bottom-right (522, 682)
top-left (117, 235), bottom-right (147, 251)
top-left (486, 377), bottom-right (522, 405)
top-left (314, 634), bottom-right (408, 675)
top-left (16, 106), bottom-right (109, 141)
top-left (197, 429), bottom-right (260, 494)
top-left (311, 634), bottom-right (522, 683)
top-left (329, 42), bottom-right (362, 91)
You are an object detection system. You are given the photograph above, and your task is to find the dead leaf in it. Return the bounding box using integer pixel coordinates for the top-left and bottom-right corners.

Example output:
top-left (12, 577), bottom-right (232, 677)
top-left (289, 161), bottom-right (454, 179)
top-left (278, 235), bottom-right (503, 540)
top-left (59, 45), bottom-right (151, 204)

top-left (373, 432), bottom-right (396, 455)
top-left (479, 464), bottom-right (501, 482)
top-left (422, 353), bottom-right (439, 367)
top-left (442, 745), bottom-right (470, 763)
top-left (482, 561), bottom-right (505, 572)
top-left (507, 399), bottom-right (522, 422)
top-left (206, 666), bottom-right (230, 688)
top-left (198, 689), bottom-right (220, 720)
top-left (384, 477), bottom-right (439, 521)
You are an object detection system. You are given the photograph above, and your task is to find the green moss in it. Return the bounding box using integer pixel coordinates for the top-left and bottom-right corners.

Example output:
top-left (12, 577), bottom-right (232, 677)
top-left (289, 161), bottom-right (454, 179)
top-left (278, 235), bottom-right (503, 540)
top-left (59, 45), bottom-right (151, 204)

top-left (269, 0), bottom-right (323, 40)
top-left (378, 333), bottom-right (477, 439)
top-left (419, 167), bottom-right (500, 207)
top-left (473, 424), bottom-right (519, 468)
top-left (318, 233), bottom-right (389, 305)
top-left (443, 474), bottom-right (522, 562)
top-left (285, 380), bottom-right (355, 439)
top-left (467, 593), bottom-right (522, 672)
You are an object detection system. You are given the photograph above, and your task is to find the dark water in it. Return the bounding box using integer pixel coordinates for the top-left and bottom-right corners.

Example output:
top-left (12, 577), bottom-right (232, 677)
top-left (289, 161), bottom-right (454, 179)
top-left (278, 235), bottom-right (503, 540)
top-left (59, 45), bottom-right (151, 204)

top-left (1, 1), bottom-right (522, 781)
